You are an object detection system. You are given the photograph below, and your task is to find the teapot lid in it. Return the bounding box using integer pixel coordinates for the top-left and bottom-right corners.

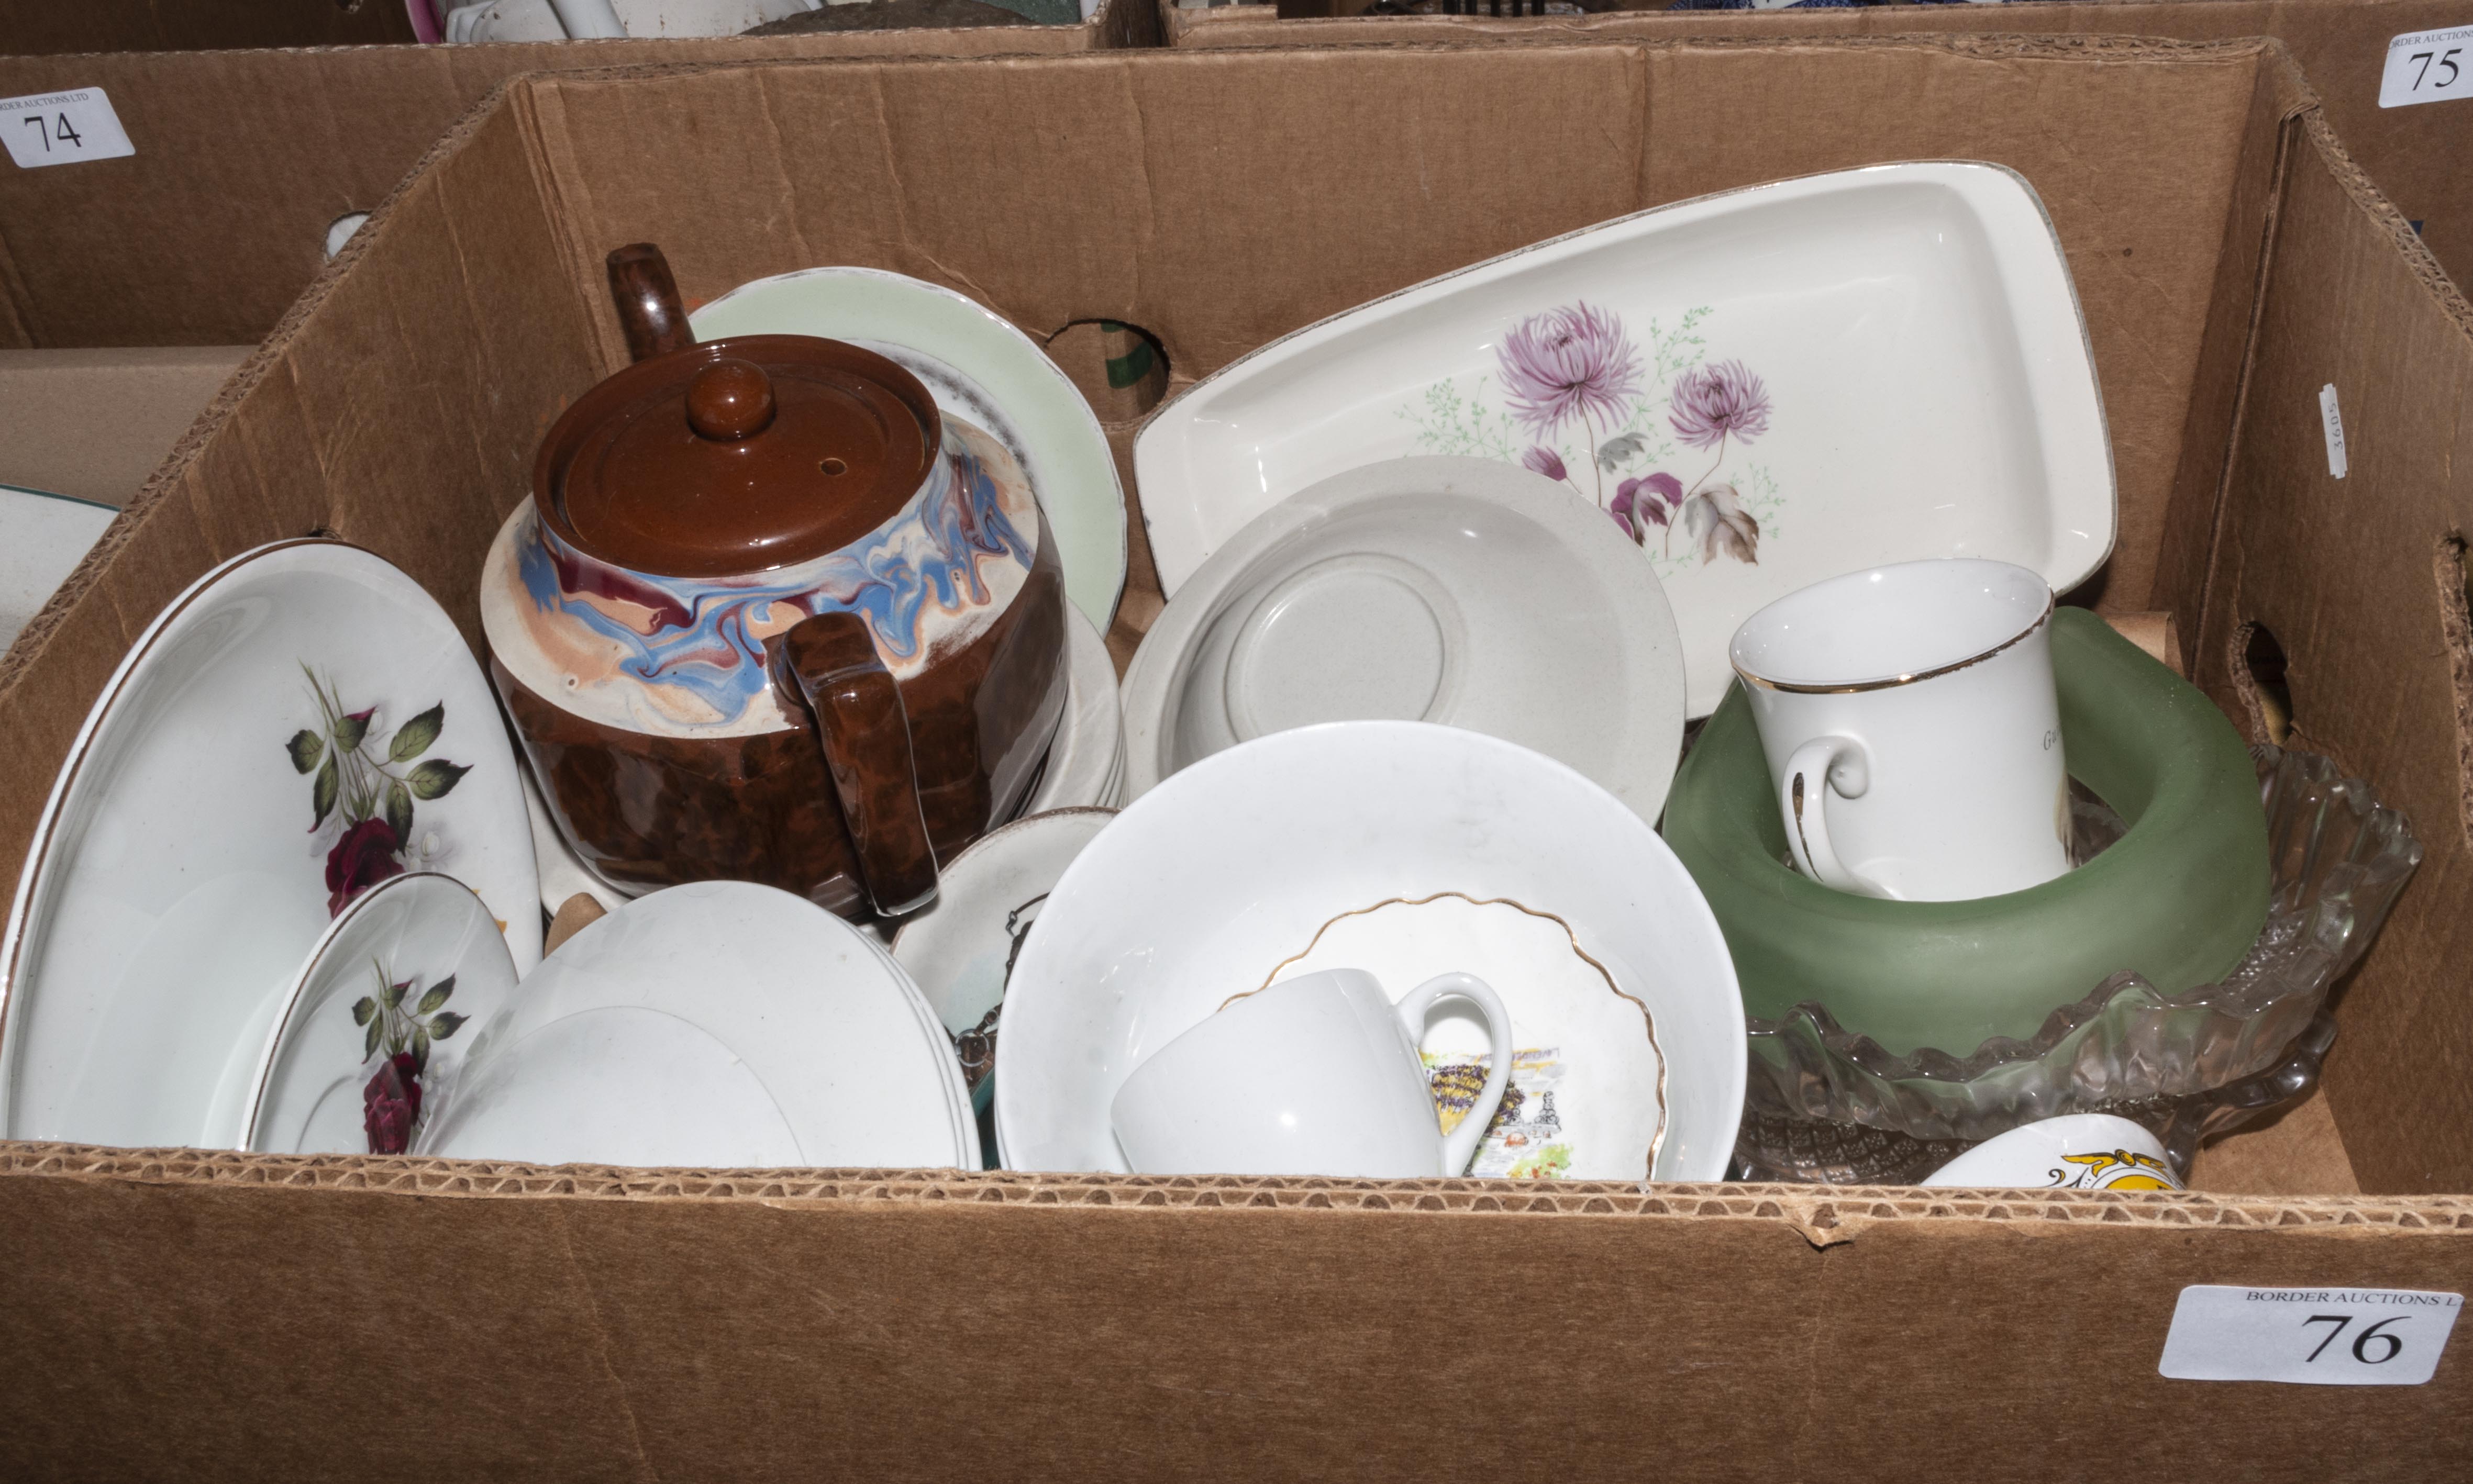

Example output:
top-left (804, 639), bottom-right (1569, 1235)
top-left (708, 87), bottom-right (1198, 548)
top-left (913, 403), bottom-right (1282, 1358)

top-left (534, 245), bottom-right (940, 581)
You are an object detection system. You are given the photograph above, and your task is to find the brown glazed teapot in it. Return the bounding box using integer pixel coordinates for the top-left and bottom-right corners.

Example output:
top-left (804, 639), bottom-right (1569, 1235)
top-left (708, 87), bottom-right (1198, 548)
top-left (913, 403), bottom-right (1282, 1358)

top-left (481, 244), bottom-right (1067, 918)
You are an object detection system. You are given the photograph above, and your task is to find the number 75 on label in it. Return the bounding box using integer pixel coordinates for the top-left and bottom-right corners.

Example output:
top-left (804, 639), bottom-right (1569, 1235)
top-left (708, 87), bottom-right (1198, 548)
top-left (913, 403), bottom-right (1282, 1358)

top-left (2381, 26), bottom-right (2473, 109)
top-left (2159, 1286), bottom-right (2463, 1385)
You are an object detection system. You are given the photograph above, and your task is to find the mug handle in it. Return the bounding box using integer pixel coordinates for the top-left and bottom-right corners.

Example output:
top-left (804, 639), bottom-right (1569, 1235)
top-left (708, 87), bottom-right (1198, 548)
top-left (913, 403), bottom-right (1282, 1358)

top-left (779, 610), bottom-right (940, 917)
top-left (1392, 972), bottom-right (1514, 1178)
top-left (1779, 734), bottom-right (1880, 897)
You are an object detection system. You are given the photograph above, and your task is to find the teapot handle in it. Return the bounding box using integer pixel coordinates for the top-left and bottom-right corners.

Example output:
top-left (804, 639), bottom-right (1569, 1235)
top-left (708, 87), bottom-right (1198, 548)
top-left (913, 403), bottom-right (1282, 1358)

top-left (605, 243), bottom-right (697, 363)
top-left (778, 610), bottom-right (940, 918)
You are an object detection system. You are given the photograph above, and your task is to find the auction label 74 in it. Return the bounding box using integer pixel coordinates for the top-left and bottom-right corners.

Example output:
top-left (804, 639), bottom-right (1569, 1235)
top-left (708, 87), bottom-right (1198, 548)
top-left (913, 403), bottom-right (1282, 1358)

top-left (2159, 1285), bottom-right (2462, 1385)
top-left (0, 87), bottom-right (136, 169)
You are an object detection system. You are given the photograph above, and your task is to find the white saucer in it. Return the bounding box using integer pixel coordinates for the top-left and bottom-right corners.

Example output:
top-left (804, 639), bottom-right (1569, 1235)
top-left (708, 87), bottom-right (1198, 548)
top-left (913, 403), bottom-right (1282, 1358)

top-left (0, 484), bottom-right (117, 652)
top-left (419, 881), bottom-right (975, 1169)
top-left (1121, 458), bottom-right (1685, 823)
top-left (244, 872), bottom-right (521, 1156)
top-left (0, 540), bottom-right (541, 1148)
top-left (1134, 163), bottom-right (2114, 716)
top-left (891, 808), bottom-right (1117, 1101)
top-left (693, 265), bottom-right (1129, 634)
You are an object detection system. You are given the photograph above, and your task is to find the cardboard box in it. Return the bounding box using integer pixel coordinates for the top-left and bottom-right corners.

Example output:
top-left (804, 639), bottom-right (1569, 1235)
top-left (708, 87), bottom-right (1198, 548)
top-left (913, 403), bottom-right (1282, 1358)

top-left (4, 39), bottom-right (2473, 1476)
top-left (0, 346), bottom-right (251, 505)
top-left (0, 12), bottom-right (1154, 351)
top-left (1162, 0), bottom-right (2473, 297)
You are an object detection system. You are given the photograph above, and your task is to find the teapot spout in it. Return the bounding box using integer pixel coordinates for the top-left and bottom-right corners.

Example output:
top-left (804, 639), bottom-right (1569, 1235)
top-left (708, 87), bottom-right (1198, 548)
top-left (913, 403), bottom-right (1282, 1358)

top-left (606, 243), bottom-right (697, 363)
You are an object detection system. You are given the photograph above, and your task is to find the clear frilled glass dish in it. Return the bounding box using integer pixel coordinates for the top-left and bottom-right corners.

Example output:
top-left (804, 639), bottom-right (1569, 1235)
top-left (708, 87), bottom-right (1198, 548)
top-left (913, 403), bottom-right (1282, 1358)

top-left (1733, 746), bottom-right (2423, 1184)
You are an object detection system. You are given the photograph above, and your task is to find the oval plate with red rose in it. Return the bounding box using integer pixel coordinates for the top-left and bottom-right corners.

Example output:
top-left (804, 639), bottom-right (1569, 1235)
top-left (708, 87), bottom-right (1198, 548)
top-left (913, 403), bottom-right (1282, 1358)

top-left (0, 540), bottom-right (540, 1151)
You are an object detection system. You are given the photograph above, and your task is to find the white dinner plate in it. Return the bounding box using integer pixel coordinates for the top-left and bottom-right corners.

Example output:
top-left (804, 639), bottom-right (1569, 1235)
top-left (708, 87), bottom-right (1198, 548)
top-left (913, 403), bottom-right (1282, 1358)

top-left (244, 872), bottom-right (522, 1156)
top-left (0, 539), bottom-right (541, 1148)
top-left (419, 881), bottom-right (975, 1169)
top-left (693, 265), bottom-right (1129, 634)
top-left (1134, 162), bottom-right (2114, 716)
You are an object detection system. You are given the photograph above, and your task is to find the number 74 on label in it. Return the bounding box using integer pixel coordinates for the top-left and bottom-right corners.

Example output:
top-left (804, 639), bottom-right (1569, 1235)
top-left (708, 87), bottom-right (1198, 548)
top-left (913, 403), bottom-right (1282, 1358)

top-left (0, 87), bottom-right (137, 170)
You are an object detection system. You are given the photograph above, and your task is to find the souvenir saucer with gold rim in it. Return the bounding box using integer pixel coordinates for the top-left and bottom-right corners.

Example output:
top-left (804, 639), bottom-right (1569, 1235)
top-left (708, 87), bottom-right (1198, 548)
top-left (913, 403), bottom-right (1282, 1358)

top-left (1251, 891), bottom-right (1666, 1181)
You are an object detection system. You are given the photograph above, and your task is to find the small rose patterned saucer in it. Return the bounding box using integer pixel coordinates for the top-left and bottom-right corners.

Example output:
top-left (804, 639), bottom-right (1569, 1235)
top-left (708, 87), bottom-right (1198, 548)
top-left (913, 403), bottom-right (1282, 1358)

top-left (0, 540), bottom-right (540, 1150)
top-left (244, 872), bottom-right (520, 1157)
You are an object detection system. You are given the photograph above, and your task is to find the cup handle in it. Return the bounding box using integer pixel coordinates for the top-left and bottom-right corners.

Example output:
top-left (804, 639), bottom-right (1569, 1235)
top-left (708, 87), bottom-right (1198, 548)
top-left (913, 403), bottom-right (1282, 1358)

top-left (778, 610), bottom-right (939, 917)
top-left (1392, 971), bottom-right (1514, 1178)
top-left (1780, 734), bottom-right (1879, 896)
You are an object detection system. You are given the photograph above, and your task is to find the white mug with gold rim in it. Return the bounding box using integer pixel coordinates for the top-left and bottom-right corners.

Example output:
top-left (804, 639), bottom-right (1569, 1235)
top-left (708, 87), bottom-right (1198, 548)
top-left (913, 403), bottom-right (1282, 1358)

top-left (1729, 558), bottom-right (2069, 902)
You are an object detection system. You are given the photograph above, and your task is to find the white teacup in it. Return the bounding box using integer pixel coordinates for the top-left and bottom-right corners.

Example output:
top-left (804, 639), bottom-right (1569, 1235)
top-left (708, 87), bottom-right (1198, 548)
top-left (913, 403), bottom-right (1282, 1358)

top-left (1110, 966), bottom-right (1513, 1178)
top-left (1730, 557), bottom-right (2069, 901)
top-left (1921, 1113), bottom-right (2183, 1190)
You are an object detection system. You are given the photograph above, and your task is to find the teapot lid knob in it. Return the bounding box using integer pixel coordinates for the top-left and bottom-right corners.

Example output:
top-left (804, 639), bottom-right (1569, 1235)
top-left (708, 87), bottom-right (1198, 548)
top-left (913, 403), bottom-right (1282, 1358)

top-left (685, 358), bottom-right (777, 441)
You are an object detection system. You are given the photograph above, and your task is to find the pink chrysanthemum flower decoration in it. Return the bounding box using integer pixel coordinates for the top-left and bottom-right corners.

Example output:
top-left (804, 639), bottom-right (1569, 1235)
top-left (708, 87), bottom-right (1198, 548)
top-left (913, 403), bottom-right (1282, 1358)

top-left (1520, 446), bottom-right (1569, 483)
top-left (1496, 302), bottom-right (1643, 438)
top-left (1668, 359), bottom-right (1772, 450)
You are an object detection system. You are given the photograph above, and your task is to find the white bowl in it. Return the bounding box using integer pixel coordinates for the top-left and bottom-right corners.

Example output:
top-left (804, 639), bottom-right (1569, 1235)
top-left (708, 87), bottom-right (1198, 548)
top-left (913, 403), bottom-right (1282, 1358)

top-left (1121, 457), bottom-right (1685, 823)
top-left (995, 720), bottom-right (1744, 1180)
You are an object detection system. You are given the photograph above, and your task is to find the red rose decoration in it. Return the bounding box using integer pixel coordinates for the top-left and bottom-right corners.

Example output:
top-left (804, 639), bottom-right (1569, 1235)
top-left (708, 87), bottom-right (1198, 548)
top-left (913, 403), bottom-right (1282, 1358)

top-left (362, 1052), bottom-right (423, 1155)
top-left (326, 817), bottom-right (406, 916)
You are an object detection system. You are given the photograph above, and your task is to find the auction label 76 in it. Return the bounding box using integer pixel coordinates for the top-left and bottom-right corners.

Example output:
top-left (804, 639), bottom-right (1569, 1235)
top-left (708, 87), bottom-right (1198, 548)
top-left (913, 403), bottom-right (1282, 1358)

top-left (2159, 1286), bottom-right (2462, 1385)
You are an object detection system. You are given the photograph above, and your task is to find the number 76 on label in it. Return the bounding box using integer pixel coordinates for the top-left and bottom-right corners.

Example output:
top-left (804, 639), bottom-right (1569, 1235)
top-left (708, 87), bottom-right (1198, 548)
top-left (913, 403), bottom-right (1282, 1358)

top-left (2159, 1286), bottom-right (2463, 1385)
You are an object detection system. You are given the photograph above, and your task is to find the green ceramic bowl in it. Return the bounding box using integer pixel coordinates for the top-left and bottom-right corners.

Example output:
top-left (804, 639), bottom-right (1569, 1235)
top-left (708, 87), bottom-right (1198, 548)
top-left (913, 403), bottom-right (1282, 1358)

top-left (1662, 608), bottom-right (2269, 1058)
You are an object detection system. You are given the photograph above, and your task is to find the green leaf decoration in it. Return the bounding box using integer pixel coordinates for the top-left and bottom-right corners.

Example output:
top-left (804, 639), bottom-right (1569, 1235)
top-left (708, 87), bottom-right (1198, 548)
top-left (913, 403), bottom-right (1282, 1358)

top-left (351, 997), bottom-right (376, 1026)
top-left (411, 1025), bottom-right (430, 1074)
top-left (428, 1011), bottom-right (468, 1040)
top-left (415, 975), bottom-right (456, 1015)
top-left (287, 729), bottom-right (325, 775)
top-left (333, 711), bottom-right (370, 754)
top-left (311, 754), bottom-right (339, 828)
top-left (388, 704), bottom-right (444, 762)
top-left (384, 978), bottom-right (408, 1009)
top-left (363, 1018), bottom-right (382, 1059)
top-left (406, 759), bottom-right (471, 801)
top-left (384, 780), bottom-right (415, 843)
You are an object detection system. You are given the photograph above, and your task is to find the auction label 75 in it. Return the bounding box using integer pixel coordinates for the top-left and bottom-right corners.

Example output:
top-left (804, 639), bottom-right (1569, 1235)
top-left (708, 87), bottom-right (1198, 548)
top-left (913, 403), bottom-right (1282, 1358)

top-left (2159, 1286), bottom-right (2462, 1385)
top-left (0, 86), bottom-right (136, 170)
top-left (2380, 26), bottom-right (2473, 109)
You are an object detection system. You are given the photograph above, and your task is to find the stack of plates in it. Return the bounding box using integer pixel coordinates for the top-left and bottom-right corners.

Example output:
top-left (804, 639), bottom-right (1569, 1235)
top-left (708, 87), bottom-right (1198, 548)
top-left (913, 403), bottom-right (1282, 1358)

top-left (415, 882), bottom-right (977, 1170)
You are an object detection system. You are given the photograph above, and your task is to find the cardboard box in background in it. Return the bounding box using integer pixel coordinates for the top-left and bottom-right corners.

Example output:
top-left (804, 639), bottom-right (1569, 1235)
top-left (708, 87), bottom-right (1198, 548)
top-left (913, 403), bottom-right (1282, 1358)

top-left (0, 7), bottom-right (1155, 351)
top-left (2, 41), bottom-right (2471, 1479)
top-left (1163, 0), bottom-right (2473, 297)
top-left (0, 347), bottom-right (250, 506)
